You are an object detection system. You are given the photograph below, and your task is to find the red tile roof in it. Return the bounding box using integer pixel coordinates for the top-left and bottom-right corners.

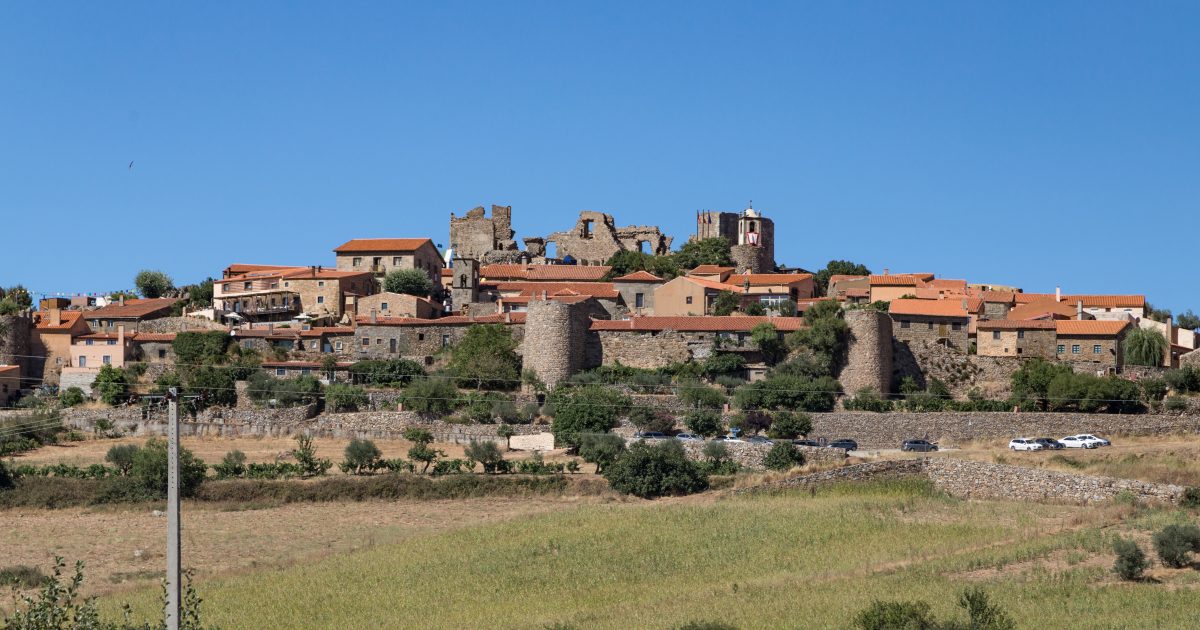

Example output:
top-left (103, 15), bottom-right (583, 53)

top-left (976, 319), bottom-right (1057, 331)
top-left (495, 282), bottom-right (619, 299)
top-left (0, 365), bottom-right (19, 376)
top-left (84, 298), bottom-right (179, 320)
top-left (828, 274), bottom-right (867, 285)
top-left (499, 294), bottom-right (595, 305)
top-left (888, 298), bottom-right (969, 318)
top-left (688, 265), bottom-right (736, 275)
top-left (590, 316), bottom-right (804, 332)
top-left (925, 279), bottom-right (967, 291)
top-left (1007, 301), bottom-right (1079, 320)
top-left (356, 313), bottom-right (526, 326)
top-left (675, 276), bottom-right (740, 292)
top-left (727, 273), bottom-right (813, 286)
top-left (132, 333), bottom-right (178, 342)
top-left (1056, 320), bottom-right (1130, 336)
top-left (870, 274), bottom-right (922, 287)
top-left (480, 264), bottom-right (611, 282)
top-left (332, 238), bottom-right (434, 253)
top-left (32, 310), bottom-right (84, 331)
top-left (1012, 294), bottom-right (1145, 309)
top-left (980, 290), bottom-right (1016, 304)
top-left (612, 270), bottom-right (664, 282)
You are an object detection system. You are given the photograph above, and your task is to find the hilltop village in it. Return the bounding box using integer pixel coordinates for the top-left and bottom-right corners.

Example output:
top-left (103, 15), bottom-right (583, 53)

top-left (1, 203), bottom-right (1198, 409)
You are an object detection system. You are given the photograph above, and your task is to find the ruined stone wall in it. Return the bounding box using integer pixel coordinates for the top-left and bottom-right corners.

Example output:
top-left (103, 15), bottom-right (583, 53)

top-left (0, 314), bottom-right (32, 378)
top-left (543, 211), bottom-right (671, 265)
top-left (597, 330), bottom-right (699, 369)
top-left (693, 211), bottom-right (739, 243)
top-left (449, 205), bottom-right (520, 260)
top-left (892, 338), bottom-right (1020, 398)
top-left (355, 322), bottom-right (525, 362)
top-left (840, 309), bottom-right (893, 395)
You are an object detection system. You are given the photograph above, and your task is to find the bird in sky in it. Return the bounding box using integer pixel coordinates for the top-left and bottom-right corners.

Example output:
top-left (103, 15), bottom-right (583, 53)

top-left (128, 161), bottom-right (134, 170)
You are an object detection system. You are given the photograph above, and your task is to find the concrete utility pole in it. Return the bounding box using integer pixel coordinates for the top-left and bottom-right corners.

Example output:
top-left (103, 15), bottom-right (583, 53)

top-left (166, 387), bottom-right (181, 630)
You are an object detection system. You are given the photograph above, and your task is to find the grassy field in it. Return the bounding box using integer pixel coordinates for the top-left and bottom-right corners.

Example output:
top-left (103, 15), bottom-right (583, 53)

top-left (102, 480), bottom-right (1200, 629)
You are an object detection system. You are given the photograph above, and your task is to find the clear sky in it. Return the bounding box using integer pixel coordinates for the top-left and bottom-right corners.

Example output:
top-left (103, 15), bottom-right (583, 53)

top-left (3, 2), bottom-right (1197, 312)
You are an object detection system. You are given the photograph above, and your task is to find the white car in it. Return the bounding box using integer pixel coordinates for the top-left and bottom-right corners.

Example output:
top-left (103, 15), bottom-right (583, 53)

top-left (1061, 435), bottom-right (1107, 449)
top-left (1008, 438), bottom-right (1044, 451)
top-left (1075, 434), bottom-right (1110, 447)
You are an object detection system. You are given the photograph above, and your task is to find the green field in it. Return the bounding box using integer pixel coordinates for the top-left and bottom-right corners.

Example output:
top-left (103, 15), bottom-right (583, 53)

top-left (105, 480), bottom-right (1200, 629)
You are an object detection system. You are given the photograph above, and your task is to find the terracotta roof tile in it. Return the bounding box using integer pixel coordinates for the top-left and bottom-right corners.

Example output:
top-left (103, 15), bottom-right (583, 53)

top-left (132, 333), bottom-right (177, 342)
top-left (888, 298), bottom-right (969, 318)
top-left (480, 264), bottom-right (611, 282)
top-left (612, 270), bottom-right (664, 282)
top-left (870, 274), bottom-right (922, 287)
top-left (590, 316), bottom-right (804, 332)
top-left (726, 273), bottom-right (813, 286)
top-left (1056, 320), bottom-right (1130, 336)
top-left (84, 298), bottom-right (179, 320)
top-left (976, 319), bottom-right (1057, 331)
top-left (1007, 301), bottom-right (1079, 320)
top-left (32, 311), bottom-right (84, 331)
top-left (356, 313), bottom-right (526, 326)
top-left (495, 282), bottom-right (619, 299)
top-left (828, 275), bottom-right (867, 285)
top-left (262, 361), bottom-right (354, 368)
top-left (688, 265), bottom-right (736, 275)
top-left (332, 238), bottom-right (434, 253)
top-left (980, 290), bottom-right (1016, 303)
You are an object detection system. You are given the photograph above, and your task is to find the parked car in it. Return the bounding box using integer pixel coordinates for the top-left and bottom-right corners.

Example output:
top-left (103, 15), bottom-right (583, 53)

top-left (793, 439), bottom-right (821, 447)
top-left (1008, 438), bottom-right (1044, 451)
top-left (1060, 435), bottom-right (1104, 449)
top-left (745, 436), bottom-right (774, 445)
top-left (1033, 438), bottom-right (1065, 450)
top-left (1075, 434), bottom-right (1110, 447)
top-left (901, 439), bottom-right (938, 452)
top-left (827, 439), bottom-right (858, 451)
top-left (713, 435), bottom-right (745, 443)
top-left (674, 433), bottom-right (703, 441)
top-left (634, 431), bottom-right (668, 440)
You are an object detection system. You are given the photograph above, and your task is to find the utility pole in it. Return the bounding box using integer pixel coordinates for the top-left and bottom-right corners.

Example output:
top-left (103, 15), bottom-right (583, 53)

top-left (166, 387), bottom-right (181, 630)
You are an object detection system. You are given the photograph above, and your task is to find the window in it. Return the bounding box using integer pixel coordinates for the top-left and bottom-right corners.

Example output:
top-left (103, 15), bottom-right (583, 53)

top-left (927, 322), bottom-right (934, 330)
top-left (381, 302), bottom-right (389, 311)
top-left (353, 257), bottom-right (362, 267)
top-left (317, 296), bottom-right (325, 304)
top-left (158, 349), bottom-right (166, 359)
top-left (1093, 345), bottom-right (1102, 354)
top-left (992, 331), bottom-right (1001, 340)
top-left (376, 338), bottom-right (383, 345)
top-left (362, 337), bottom-right (369, 347)
top-left (1072, 344), bottom-right (1081, 354)
top-left (393, 257), bottom-right (402, 266)
top-left (634, 293), bottom-right (644, 308)
top-left (276, 368), bottom-right (286, 376)
top-left (243, 340), bottom-right (253, 349)
top-left (418, 333), bottom-right (425, 341)
top-left (79, 356), bottom-right (86, 368)
top-left (244, 281), bottom-right (252, 290)
top-left (685, 296), bottom-right (693, 305)
top-left (390, 339), bottom-right (397, 353)
top-left (441, 334), bottom-right (451, 347)
top-left (85, 339), bottom-right (94, 346)
top-left (102, 355), bottom-right (111, 365)
top-left (107, 339), bottom-right (116, 345)
top-left (951, 322), bottom-right (962, 331)
top-left (301, 368), bottom-right (311, 375)
top-left (1057, 344), bottom-right (1065, 354)
top-left (335, 341), bottom-right (343, 351)
top-left (318, 281), bottom-right (325, 287)
top-left (900, 320), bottom-right (910, 329)
top-left (1017, 330), bottom-right (1025, 339)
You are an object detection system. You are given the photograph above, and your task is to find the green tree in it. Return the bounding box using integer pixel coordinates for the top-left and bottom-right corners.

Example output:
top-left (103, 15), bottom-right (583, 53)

top-left (349, 359), bottom-right (425, 387)
top-left (684, 409), bottom-right (724, 438)
top-left (602, 440), bottom-right (709, 498)
top-left (673, 237), bottom-right (733, 271)
top-left (92, 365), bottom-right (132, 406)
top-left (403, 427), bottom-right (442, 474)
top-left (186, 366), bottom-right (237, 409)
top-left (813, 260), bottom-right (870, 296)
top-left (711, 290), bottom-right (739, 316)
top-left (3, 285), bottom-right (33, 309)
top-left (292, 434), bottom-right (333, 477)
top-left (629, 405), bottom-right (675, 434)
top-left (213, 450), bottom-right (247, 479)
top-left (578, 432), bottom-right (626, 474)
top-left (733, 374), bottom-right (839, 412)
top-left (402, 376), bottom-right (460, 416)
top-left (342, 438), bottom-right (383, 474)
top-left (678, 381), bottom-right (726, 409)
top-left (1113, 537), bottom-right (1150, 581)
top-left (463, 440), bottom-right (506, 473)
top-left (604, 250), bottom-right (680, 280)
top-left (450, 324), bottom-right (522, 389)
top-left (548, 385), bottom-right (630, 449)
top-left (1125, 327), bottom-right (1167, 367)
top-left (58, 386), bottom-right (85, 408)
top-left (1010, 359), bottom-right (1073, 410)
top-left (787, 300), bottom-right (848, 374)
top-left (744, 301), bottom-right (766, 316)
top-left (751, 323), bottom-right (787, 366)
top-left (1153, 523), bottom-right (1200, 568)
top-left (763, 442), bottom-right (805, 471)
top-left (134, 269), bottom-right (175, 298)
top-left (104, 444), bottom-right (141, 475)
top-left (1177, 309), bottom-right (1200, 332)
top-left (496, 423), bottom-right (516, 450)
top-left (186, 277), bottom-right (215, 307)
top-left (172, 331), bottom-right (232, 366)
top-left (325, 383), bottom-right (368, 412)
top-left (382, 269), bottom-right (434, 297)
top-left (767, 411), bottom-right (812, 439)
top-left (131, 438), bottom-right (208, 498)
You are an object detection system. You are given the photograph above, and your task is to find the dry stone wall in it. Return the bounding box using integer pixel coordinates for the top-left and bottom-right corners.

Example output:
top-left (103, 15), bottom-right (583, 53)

top-left (624, 437), bottom-right (846, 470)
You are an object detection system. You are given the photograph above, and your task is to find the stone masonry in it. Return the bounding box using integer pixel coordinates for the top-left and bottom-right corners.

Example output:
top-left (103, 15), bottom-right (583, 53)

top-left (542, 211), bottom-right (672, 265)
top-left (449, 205), bottom-right (524, 263)
top-left (840, 309), bottom-right (893, 395)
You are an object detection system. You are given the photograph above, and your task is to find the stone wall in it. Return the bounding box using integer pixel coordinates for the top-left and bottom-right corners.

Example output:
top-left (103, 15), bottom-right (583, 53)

top-left (0, 314), bottom-right (33, 379)
top-left (840, 309), bottom-right (892, 395)
top-left (976, 328), bottom-right (1056, 360)
top-left (892, 314), bottom-right (969, 353)
top-left (1058, 332), bottom-right (1124, 370)
top-left (743, 459), bottom-right (925, 493)
top-left (355, 320), bottom-right (525, 363)
top-left (541, 211), bottom-right (671, 265)
top-left (893, 339), bottom-right (1020, 398)
top-left (509, 432), bottom-right (556, 451)
top-left (524, 299), bottom-right (592, 388)
top-left (135, 317), bottom-right (227, 333)
top-left (449, 205), bottom-right (521, 261)
top-left (626, 438), bottom-right (847, 470)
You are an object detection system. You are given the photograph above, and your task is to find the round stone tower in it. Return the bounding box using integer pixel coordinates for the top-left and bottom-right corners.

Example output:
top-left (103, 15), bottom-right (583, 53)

top-left (523, 299), bottom-right (584, 390)
top-left (839, 309), bottom-right (893, 396)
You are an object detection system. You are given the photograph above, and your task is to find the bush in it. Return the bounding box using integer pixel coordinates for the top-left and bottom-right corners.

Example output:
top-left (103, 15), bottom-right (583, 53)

top-left (1181, 487), bottom-right (1200, 508)
top-left (93, 365), bottom-right (133, 406)
top-left (348, 359), bottom-right (426, 387)
top-left (450, 324), bottom-right (522, 390)
top-left (767, 411), bottom-right (812, 439)
top-left (700, 441), bottom-right (739, 475)
top-left (293, 434), bottom-right (333, 477)
top-left (186, 365), bottom-right (237, 409)
top-left (172, 331), bottom-right (232, 366)
top-left (1165, 366), bottom-right (1200, 394)
top-left (731, 410), bottom-right (772, 436)
top-left (212, 450), bottom-right (247, 479)
top-left (604, 440), bottom-right (708, 499)
top-left (464, 440), bottom-right (506, 473)
top-left (246, 372), bottom-right (323, 407)
top-left (1, 410), bottom-right (63, 456)
top-left (629, 405), bottom-right (675, 434)
top-left (1113, 537), bottom-right (1150, 581)
top-left (382, 268), bottom-right (434, 297)
top-left (1153, 523), bottom-right (1200, 568)
top-left (733, 374), bottom-right (838, 412)
top-left (578, 433), bottom-right (626, 474)
top-left (0, 461), bottom-right (12, 490)
top-left (403, 428), bottom-right (443, 474)
top-left (105, 444), bottom-right (141, 475)
top-left (853, 600), bottom-right (937, 630)
top-left (548, 385), bottom-right (630, 449)
top-left (751, 323), bottom-right (787, 365)
top-left (130, 438), bottom-right (208, 498)
top-left (677, 381), bottom-right (726, 410)
top-left (1165, 396), bottom-right (1188, 412)
top-left (763, 442), bottom-right (806, 471)
top-left (58, 387), bottom-right (85, 408)
top-left (684, 409), bottom-right (723, 438)
top-left (342, 438), bottom-right (383, 475)
top-left (1140, 378), bottom-right (1169, 402)
top-left (402, 376), bottom-right (460, 416)
top-left (325, 383), bottom-right (368, 412)
top-left (842, 388), bottom-right (894, 412)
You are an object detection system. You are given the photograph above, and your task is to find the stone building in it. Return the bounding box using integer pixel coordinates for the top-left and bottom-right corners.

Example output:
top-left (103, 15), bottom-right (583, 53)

top-left (0, 365), bottom-right (20, 407)
top-left (868, 274), bottom-right (933, 303)
top-left (612, 271), bottom-right (665, 314)
top-left (214, 266), bottom-right (375, 325)
top-left (357, 292), bottom-right (441, 320)
top-left (84, 298), bottom-right (179, 333)
top-left (232, 327), bottom-right (356, 359)
top-left (523, 299), bottom-right (600, 389)
top-left (979, 291), bottom-right (1016, 320)
top-left (354, 313), bottom-right (527, 365)
top-left (449, 205), bottom-right (523, 263)
top-left (262, 360), bottom-right (353, 383)
top-left (889, 299), bottom-right (971, 353)
top-left (30, 309), bottom-right (90, 385)
top-left (590, 315), bottom-right (803, 371)
top-left (494, 282), bottom-right (622, 318)
top-left (840, 309), bottom-right (893, 395)
top-left (693, 206), bottom-right (776, 273)
top-left (332, 238), bottom-right (443, 286)
top-left (975, 320), bottom-right (1057, 359)
top-left (1054, 320), bottom-right (1129, 371)
top-left (536, 211), bottom-right (672, 265)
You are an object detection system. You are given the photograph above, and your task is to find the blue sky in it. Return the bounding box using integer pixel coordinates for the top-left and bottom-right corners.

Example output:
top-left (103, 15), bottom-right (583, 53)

top-left (2, 2), bottom-right (1197, 312)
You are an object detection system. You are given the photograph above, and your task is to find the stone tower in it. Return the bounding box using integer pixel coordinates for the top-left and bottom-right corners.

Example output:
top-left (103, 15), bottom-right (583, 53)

top-left (695, 211), bottom-right (739, 243)
top-left (523, 298), bottom-right (587, 390)
top-left (839, 309), bottom-right (893, 395)
top-left (729, 207), bottom-right (775, 274)
top-left (450, 258), bottom-right (479, 312)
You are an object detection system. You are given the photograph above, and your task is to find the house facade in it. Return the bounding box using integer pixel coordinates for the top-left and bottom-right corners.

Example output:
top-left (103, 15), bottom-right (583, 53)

top-left (975, 320), bottom-right (1057, 359)
top-left (30, 309), bottom-right (91, 385)
top-left (889, 298), bottom-right (971, 352)
top-left (83, 298), bottom-right (179, 333)
top-left (333, 238), bottom-right (443, 285)
top-left (214, 266), bottom-right (375, 325)
top-left (1055, 320), bottom-right (1129, 370)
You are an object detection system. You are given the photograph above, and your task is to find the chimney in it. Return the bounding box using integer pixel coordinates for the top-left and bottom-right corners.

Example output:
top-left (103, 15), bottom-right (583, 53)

top-left (370, 309), bottom-right (377, 324)
top-left (883, 268), bottom-right (890, 275)
top-left (1077, 300), bottom-right (1084, 320)
top-left (50, 308), bottom-right (61, 327)
top-left (117, 324), bottom-right (125, 349)
top-left (961, 298), bottom-right (968, 313)
top-left (504, 311), bottom-right (512, 324)
top-left (1055, 286), bottom-right (1061, 302)
top-left (119, 294), bottom-right (125, 307)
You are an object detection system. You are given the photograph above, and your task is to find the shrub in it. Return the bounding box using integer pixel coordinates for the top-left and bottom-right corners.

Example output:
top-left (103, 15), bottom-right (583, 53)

top-left (711, 290), bottom-right (739, 316)
top-left (0, 564), bottom-right (44, 589)
top-left (1153, 523), bottom-right (1200, 568)
top-left (751, 323), bottom-right (787, 366)
top-left (464, 440), bottom-right (506, 473)
top-left (0, 410), bottom-right (63, 456)
top-left (496, 424), bottom-right (516, 450)
top-left (767, 411), bottom-right (812, 439)
top-left (450, 324), bottom-right (522, 390)
top-left (130, 438), bottom-right (208, 498)
top-left (1181, 487), bottom-right (1200, 508)
top-left (172, 330), bottom-right (231, 366)
top-left (731, 410), bottom-right (772, 436)
top-left (342, 438), bottom-right (383, 475)
top-left (212, 450), bottom-right (248, 479)
top-left (58, 387), bottom-right (85, 408)
top-left (1165, 366), bottom-right (1200, 394)
top-left (293, 434), bottom-right (333, 477)
top-left (403, 428), bottom-right (443, 474)
top-left (1165, 396), bottom-right (1188, 412)
top-left (677, 381), bottom-right (726, 410)
top-left (382, 268), bottom-right (434, 297)
top-left (185, 365), bottom-right (237, 409)
top-left (603, 440), bottom-right (708, 499)
top-left (1113, 537), bottom-right (1150, 581)
top-left (348, 359), bottom-right (426, 387)
top-left (578, 433), bottom-right (626, 474)
top-left (629, 405), bottom-right (675, 434)
top-left (134, 269), bottom-right (174, 298)
top-left (0, 461), bottom-right (12, 490)
top-left (93, 365), bottom-right (133, 406)
top-left (853, 600), bottom-right (937, 630)
top-left (325, 383), bottom-right (368, 412)
top-left (763, 442), bottom-right (806, 471)
top-left (402, 376), bottom-right (460, 416)
top-left (1140, 378), bottom-right (1169, 402)
top-left (842, 388), bottom-right (894, 412)
top-left (548, 385), bottom-right (630, 449)
top-left (744, 301), bottom-right (766, 316)
top-left (733, 374), bottom-right (838, 412)
top-left (104, 444), bottom-right (141, 475)
top-left (684, 409), bottom-right (723, 438)
top-left (700, 441), bottom-right (739, 475)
